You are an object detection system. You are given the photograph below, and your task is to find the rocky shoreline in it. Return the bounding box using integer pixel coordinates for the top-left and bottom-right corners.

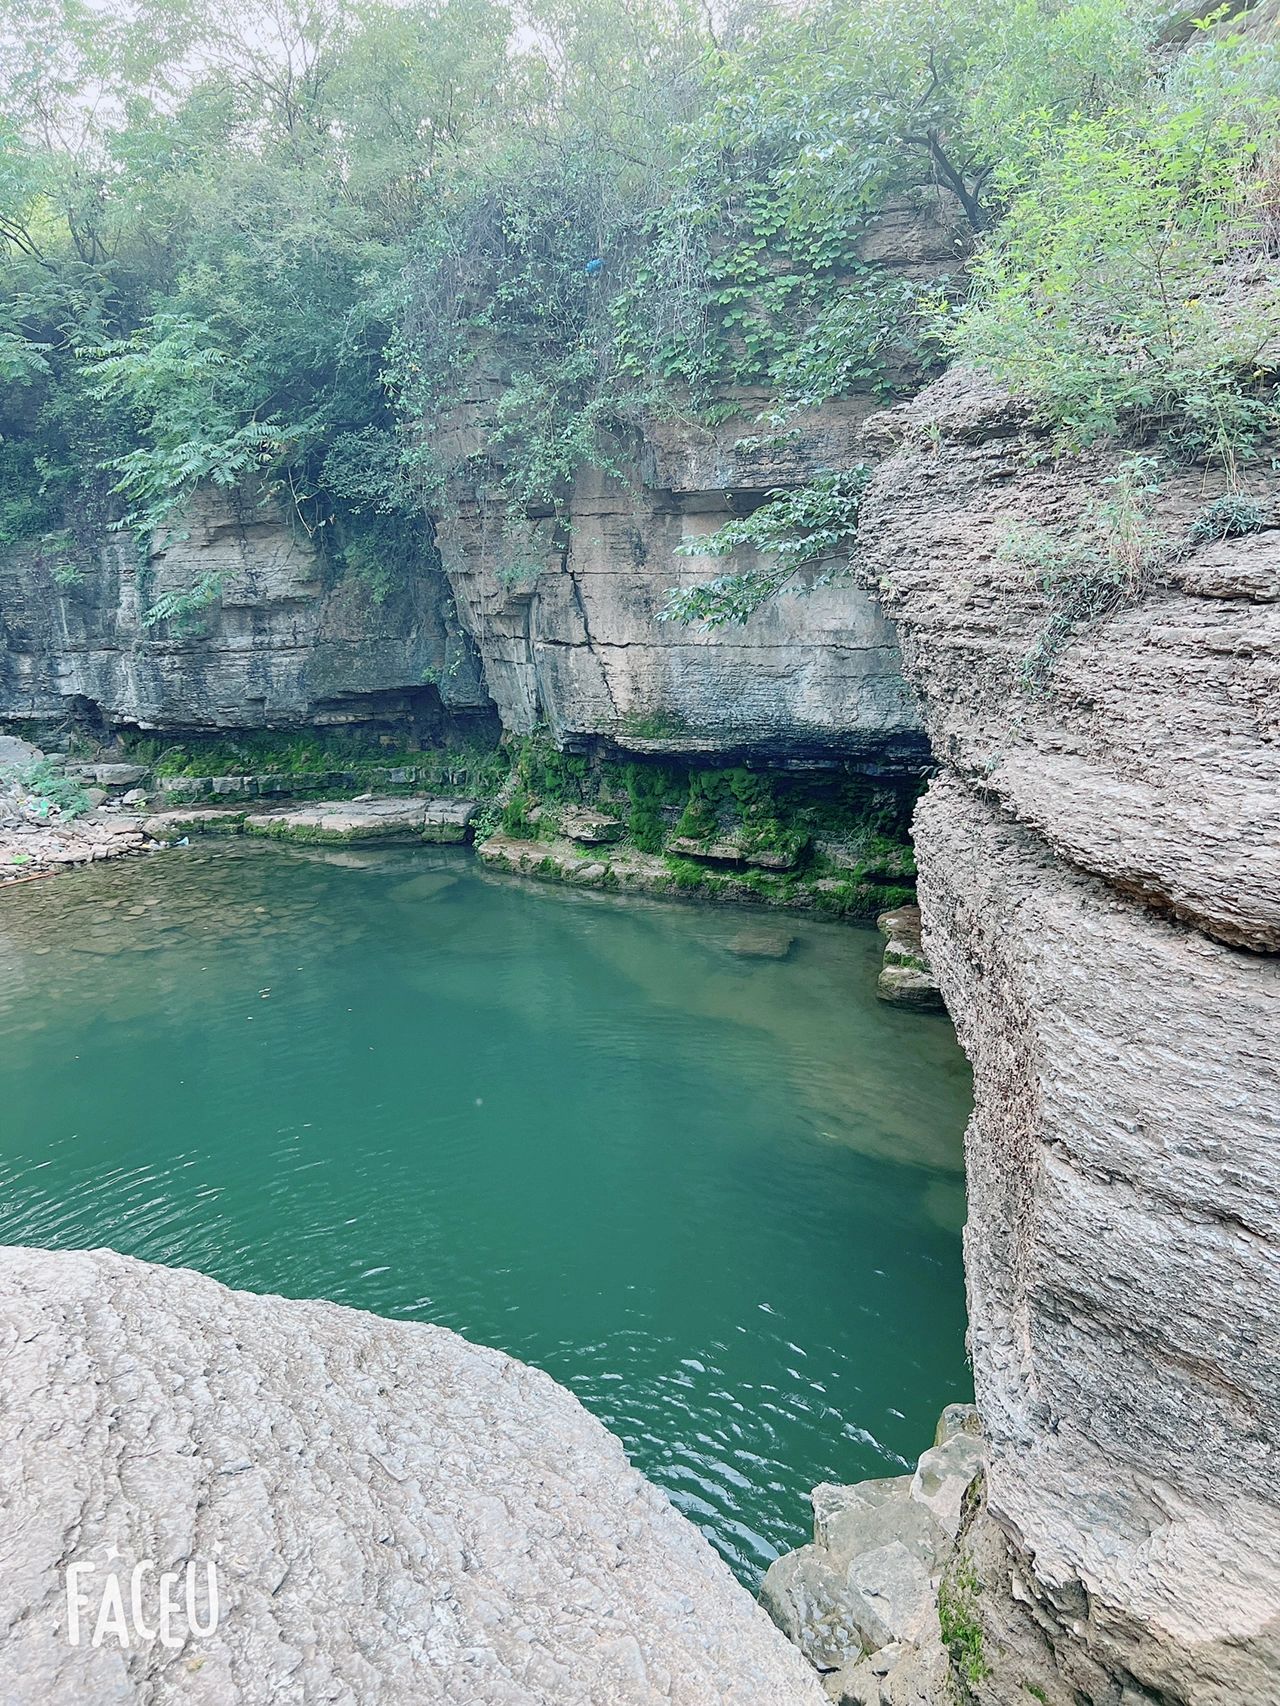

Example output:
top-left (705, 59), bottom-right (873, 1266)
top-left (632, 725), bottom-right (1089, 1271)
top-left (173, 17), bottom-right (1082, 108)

top-left (0, 738), bottom-right (165, 883)
top-left (761, 1406), bottom-right (985, 1706)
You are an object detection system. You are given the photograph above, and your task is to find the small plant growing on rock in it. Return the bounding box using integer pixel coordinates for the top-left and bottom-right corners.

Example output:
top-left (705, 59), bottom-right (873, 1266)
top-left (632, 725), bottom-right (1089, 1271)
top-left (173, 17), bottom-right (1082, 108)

top-left (17, 761), bottom-right (90, 819)
top-left (1188, 493), bottom-right (1269, 544)
top-left (938, 1554), bottom-right (990, 1688)
top-left (1003, 457), bottom-right (1171, 690)
top-left (142, 571), bottom-right (225, 634)
top-left (662, 470), bottom-right (869, 629)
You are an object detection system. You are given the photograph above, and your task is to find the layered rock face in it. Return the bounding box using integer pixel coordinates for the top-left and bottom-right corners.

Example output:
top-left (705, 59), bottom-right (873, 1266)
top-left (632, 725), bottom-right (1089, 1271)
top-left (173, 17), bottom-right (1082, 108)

top-left (855, 372), bottom-right (1280, 1704)
top-left (437, 405), bottom-right (926, 763)
top-left (0, 485), bottom-right (491, 732)
top-left (1, 193), bottom-right (965, 762)
top-left (432, 191), bottom-right (966, 764)
top-left (0, 428), bottom-right (928, 766)
top-left (0, 1246), bottom-right (825, 1706)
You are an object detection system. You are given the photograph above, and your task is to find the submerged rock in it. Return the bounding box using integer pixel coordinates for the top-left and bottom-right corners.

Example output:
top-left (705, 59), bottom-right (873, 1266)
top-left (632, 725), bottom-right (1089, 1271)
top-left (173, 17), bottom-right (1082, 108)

top-left (726, 927), bottom-right (796, 959)
top-left (0, 1246), bottom-right (825, 1706)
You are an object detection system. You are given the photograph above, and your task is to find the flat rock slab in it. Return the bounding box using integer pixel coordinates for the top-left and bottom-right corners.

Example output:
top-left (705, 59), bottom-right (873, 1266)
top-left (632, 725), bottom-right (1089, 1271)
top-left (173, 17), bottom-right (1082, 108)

top-left (476, 833), bottom-right (670, 895)
top-left (69, 763), bottom-right (148, 787)
top-left (875, 963), bottom-right (945, 1012)
top-left (0, 1246), bottom-right (825, 1706)
top-left (667, 836), bottom-right (801, 871)
top-left (143, 807), bottom-right (248, 838)
top-left (0, 736), bottom-right (42, 768)
top-left (559, 806), bottom-right (624, 844)
top-left (244, 799), bottom-right (477, 845)
top-left (422, 798), bottom-right (477, 843)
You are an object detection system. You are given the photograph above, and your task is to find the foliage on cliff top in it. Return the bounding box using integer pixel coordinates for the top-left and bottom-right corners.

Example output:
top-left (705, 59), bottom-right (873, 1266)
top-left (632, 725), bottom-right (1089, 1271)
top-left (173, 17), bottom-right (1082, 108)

top-left (942, 22), bottom-right (1280, 463)
top-left (0, 0), bottom-right (1275, 620)
top-left (667, 4), bottom-right (1280, 623)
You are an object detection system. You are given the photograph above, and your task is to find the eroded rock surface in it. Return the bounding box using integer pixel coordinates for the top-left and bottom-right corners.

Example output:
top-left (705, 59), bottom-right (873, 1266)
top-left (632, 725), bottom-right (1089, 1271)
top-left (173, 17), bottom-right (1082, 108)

top-left (859, 369), bottom-right (1280, 951)
top-left (760, 1407), bottom-right (983, 1703)
top-left (917, 782), bottom-right (1280, 1706)
top-left (0, 485), bottom-right (490, 730)
top-left (0, 1246), bottom-right (826, 1706)
top-left (857, 370), bottom-right (1280, 1704)
top-left (435, 404), bottom-right (927, 762)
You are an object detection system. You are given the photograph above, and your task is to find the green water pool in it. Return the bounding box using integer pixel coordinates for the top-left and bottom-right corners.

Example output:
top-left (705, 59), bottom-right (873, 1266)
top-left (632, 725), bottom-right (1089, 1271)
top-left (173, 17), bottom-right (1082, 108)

top-left (0, 840), bottom-right (971, 1583)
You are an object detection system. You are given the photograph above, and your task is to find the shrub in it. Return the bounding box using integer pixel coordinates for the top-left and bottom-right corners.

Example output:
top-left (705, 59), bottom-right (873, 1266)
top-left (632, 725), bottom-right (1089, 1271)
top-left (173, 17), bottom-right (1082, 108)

top-left (938, 1556), bottom-right (989, 1687)
top-left (1001, 457), bottom-right (1171, 688)
top-left (663, 471), bottom-right (869, 629)
top-left (17, 761), bottom-right (91, 818)
top-left (1188, 493), bottom-right (1269, 543)
top-left (943, 34), bottom-right (1280, 466)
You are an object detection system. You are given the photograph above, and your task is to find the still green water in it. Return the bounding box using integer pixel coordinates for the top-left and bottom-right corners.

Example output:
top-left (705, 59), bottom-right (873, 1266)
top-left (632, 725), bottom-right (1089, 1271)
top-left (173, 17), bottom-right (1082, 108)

top-left (0, 841), bottom-right (971, 1583)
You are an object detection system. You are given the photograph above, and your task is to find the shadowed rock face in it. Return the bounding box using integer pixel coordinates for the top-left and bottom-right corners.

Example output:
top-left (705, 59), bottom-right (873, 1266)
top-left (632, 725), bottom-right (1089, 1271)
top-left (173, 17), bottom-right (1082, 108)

top-left (0, 486), bottom-right (491, 732)
top-left (857, 370), bottom-right (1280, 1704)
top-left (0, 1246), bottom-right (826, 1706)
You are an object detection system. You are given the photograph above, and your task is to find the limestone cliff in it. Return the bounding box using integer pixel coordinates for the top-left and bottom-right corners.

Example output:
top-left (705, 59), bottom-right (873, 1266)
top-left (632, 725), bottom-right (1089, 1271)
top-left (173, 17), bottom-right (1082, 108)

top-left (0, 1245), bottom-right (825, 1706)
top-left (0, 485), bottom-right (491, 734)
top-left (437, 403), bottom-right (926, 763)
top-left (0, 442), bottom-right (929, 769)
top-left (853, 371), bottom-right (1280, 1705)
top-left (429, 189), bottom-right (966, 765)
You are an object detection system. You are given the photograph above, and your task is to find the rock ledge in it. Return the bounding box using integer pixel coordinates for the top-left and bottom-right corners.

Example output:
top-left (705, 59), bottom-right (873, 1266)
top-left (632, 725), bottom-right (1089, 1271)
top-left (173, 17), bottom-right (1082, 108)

top-left (0, 1246), bottom-right (824, 1706)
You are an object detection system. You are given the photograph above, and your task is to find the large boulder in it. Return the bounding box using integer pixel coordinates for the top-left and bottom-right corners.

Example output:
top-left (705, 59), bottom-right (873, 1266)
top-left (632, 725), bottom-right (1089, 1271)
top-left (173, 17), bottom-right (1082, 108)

top-left (0, 1246), bottom-right (826, 1706)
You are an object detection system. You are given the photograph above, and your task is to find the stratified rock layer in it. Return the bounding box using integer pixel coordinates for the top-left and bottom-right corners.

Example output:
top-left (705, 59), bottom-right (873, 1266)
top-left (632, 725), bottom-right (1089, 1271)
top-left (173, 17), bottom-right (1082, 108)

top-left (0, 486), bottom-right (490, 730)
top-left (916, 783), bottom-right (1280, 1705)
top-left (0, 1245), bottom-right (825, 1706)
top-left (860, 368), bottom-right (1280, 951)
top-left (436, 412), bottom-right (926, 763)
top-left (858, 371), bottom-right (1280, 1704)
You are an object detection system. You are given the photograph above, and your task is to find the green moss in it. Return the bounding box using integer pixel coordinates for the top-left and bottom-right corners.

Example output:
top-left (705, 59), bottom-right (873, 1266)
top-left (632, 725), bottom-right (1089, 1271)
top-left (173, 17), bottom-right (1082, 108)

top-left (663, 855), bottom-right (715, 892)
top-left (621, 759), bottom-right (686, 852)
top-left (159, 812), bottom-right (246, 836)
top-left (938, 1556), bottom-right (989, 1688)
top-left (500, 786), bottom-right (537, 838)
top-left (619, 710), bottom-right (689, 740)
top-left (886, 950), bottom-right (928, 972)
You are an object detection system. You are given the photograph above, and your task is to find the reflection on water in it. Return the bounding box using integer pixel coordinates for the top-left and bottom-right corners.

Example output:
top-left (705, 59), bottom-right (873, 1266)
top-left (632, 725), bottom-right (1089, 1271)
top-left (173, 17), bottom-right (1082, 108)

top-left (0, 842), bottom-right (971, 1583)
